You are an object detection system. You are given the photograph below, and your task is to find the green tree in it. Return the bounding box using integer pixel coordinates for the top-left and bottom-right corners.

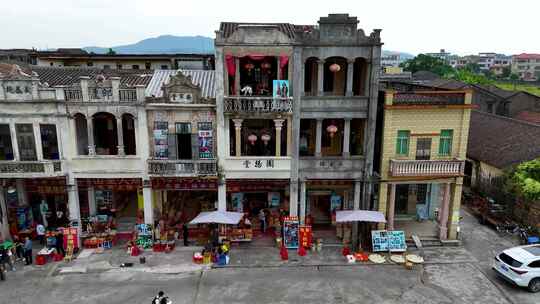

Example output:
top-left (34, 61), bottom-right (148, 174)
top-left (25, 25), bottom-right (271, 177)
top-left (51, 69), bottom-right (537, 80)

top-left (501, 66), bottom-right (511, 79)
top-left (509, 73), bottom-right (520, 90)
top-left (510, 158), bottom-right (540, 201)
top-left (447, 69), bottom-right (493, 85)
top-left (400, 54), bottom-right (454, 77)
top-left (462, 63), bottom-right (481, 73)
top-left (106, 48), bottom-right (116, 55)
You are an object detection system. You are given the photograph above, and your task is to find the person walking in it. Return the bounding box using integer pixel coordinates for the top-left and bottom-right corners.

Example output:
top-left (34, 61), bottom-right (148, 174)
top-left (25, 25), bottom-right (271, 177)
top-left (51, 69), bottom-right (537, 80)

top-left (36, 223), bottom-right (45, 246)
top-left (182, 224), bottom-right (189, 247)
top-left (259, 209), bottom-right (266, 234)
top-left (23, 237), bottom-right (32, 265)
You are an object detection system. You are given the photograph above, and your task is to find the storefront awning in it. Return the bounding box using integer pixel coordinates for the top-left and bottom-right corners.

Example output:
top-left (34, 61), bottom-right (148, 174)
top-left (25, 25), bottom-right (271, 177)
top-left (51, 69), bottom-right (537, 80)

top-left (336, 210), bottom-right (386, 223)
top-left (189, 210), bottom-right (244, 225)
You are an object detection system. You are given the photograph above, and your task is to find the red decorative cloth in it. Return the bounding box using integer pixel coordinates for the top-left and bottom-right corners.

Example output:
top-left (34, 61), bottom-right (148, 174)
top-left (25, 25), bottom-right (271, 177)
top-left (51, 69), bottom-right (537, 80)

top-left (280, 245), bottom-right (288, 260)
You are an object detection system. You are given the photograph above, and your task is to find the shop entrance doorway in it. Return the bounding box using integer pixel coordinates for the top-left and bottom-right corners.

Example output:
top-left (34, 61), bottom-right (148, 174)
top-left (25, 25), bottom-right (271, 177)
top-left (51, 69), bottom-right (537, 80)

top-left (309, 194), bottom-right (332, 227)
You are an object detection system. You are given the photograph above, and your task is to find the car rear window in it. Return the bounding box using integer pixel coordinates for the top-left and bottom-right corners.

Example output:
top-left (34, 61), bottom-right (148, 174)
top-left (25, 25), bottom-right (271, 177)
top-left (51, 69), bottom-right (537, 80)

top-left (499, 252), bottom-right (523, 267)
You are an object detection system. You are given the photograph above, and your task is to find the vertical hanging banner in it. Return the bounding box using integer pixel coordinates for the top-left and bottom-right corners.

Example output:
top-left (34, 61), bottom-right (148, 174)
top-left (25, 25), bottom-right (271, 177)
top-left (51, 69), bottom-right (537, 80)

top-left (273, 80), bottom-right (289, 98)
top-left (153, 121), bottom-right (168, 158)
top-left (283, 216), bottom-right (299, 249)
top-left (299, 225), bottom-right (312, 249)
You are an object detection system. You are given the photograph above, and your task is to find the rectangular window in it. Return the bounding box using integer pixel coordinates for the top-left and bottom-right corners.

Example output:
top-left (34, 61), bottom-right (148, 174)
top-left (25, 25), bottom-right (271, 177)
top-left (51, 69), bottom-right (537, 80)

top-left (299, 119), bottom-right (316, 156)
top-left (350, 119), bottom-right (365, 156)
top-left (439, 130), bottom-right (453, 156)
top-left (176, 123), bottom-right (192, 159)
top-left (145, 62), bottom-right (151, 69)
top-left (40, 124), bottom-right (59, 160)
top-left (16, 124), bottom-right (37, 161)
top-left (132, 65), bottom-right (140, 70)
top-left (0, 124), bottom-right (14, 160)
top-left (161, 65), bottom-right (168, 70)
top-left (396, 130), bottom-right (410, 155)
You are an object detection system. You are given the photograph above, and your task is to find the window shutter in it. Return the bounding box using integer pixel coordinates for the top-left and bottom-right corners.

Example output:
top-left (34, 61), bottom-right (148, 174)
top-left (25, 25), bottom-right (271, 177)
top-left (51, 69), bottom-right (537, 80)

top-left (167, 134), bottom-right (177, 160)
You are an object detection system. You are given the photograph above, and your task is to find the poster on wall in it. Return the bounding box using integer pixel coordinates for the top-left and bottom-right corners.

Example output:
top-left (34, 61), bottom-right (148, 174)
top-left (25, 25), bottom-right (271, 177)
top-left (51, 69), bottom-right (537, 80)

top-left (330, 193), bottom-right (342, 212)
top-left (267, 192), bottom-right (280, 207)
top-left (283, 216), bottom-right (299, 249)
top-left (371, 230), bottom-right (407, 252)
top-left (231, 193), bottom-right (244, 212)
top-left (272, 80), bottom-right (289, 98)
top-left (198, 130), bottom-right (213, 159)
top-left (153, 121), bottom-right (168, 158)
top-left (299, 225), bottom-right (312, 249)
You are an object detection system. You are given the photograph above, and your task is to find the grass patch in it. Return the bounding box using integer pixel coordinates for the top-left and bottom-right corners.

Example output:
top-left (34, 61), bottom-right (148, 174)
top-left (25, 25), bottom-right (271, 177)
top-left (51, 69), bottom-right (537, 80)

top-left (495, 82), bottom-right (540, 97)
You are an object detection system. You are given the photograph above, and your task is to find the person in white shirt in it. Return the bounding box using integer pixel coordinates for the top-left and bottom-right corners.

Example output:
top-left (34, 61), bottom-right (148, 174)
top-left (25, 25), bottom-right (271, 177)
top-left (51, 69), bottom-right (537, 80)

top-left (36, 223), bottom-right (45, 246)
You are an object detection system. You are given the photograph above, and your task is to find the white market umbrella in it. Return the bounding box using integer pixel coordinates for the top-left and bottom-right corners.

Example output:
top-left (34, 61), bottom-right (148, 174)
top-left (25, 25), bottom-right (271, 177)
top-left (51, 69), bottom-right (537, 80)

top-left (336, 210), bottom-right (386, 223)
top-left (189, 210), bottom-right (244, 225)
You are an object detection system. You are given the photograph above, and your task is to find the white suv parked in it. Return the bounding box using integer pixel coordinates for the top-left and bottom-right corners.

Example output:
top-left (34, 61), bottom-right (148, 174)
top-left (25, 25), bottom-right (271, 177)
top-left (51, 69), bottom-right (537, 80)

top-left (493, 244), bottom-right (540, 292)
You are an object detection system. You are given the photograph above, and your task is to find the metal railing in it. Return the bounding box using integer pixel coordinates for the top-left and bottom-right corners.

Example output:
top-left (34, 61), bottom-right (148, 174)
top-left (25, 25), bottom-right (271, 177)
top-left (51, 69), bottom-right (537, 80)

top-left (0, 160), bottom-right (63, 174)
top-left (389, 159), bottom-right (465, 177)
top-left (148, 159), bottom-right (217, 176)
top-left (224, 96), bottom-right (293, 113)
top-left (119, 89), bottom-right (137, 102)
top-left (64, 89), bottom-right (82, 101)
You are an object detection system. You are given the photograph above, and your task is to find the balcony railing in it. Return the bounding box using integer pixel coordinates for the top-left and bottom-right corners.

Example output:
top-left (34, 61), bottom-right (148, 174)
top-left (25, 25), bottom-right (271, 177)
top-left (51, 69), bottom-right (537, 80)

top-left (224, 96), bottom-right (293, 113)
top-left (0, 161), bottom-right (63, 175)
top-left (389, 159), bottom-right (464, 177)
top-left (119, 89), bottom-right (137, 102)
top-left (64, 89), bottom-right (83, 101)
top-left (148, 159), bottom-right (217, 176)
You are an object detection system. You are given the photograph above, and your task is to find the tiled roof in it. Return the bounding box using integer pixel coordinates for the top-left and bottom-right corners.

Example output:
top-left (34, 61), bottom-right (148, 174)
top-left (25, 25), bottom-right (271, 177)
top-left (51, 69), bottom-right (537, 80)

top-left (219, 22), bottom-right (297, 39)
top-left (467, 110), bottom-right (540, 168)
top-left (514, 111), bottom-right (540, 125)
top-left (0, 63), bottom-right (34, 78)
top-left (393, 92), bottom-right (466, 105)
top-left (30, 67), bottom-right (153, 87)
top-left (513, 53), bottom-right (540, 60)
top-left (472, 84), bottom-right (517, 99)
top-left (412, 71), bottom-right (440, 81)
top-left (145, 69), bottom-right (215, 99)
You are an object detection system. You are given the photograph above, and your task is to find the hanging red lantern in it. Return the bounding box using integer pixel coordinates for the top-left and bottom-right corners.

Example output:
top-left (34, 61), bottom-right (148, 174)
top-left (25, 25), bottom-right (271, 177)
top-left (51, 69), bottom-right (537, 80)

top-left (244, 63), bottom-right (255, 71)
top-left (326, 123), bottom-right (338, 138)
top-left (329, 63), bottom-right (341, 73)
top-left (248, 134), bottom-right (258, 145)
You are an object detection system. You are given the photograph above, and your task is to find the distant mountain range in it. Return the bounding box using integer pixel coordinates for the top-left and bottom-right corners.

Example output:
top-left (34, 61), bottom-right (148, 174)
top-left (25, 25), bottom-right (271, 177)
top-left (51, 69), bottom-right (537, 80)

top-left (84, 35), bottom-right (214, 54)
top-left (82, 35), bottom-right (415, 60)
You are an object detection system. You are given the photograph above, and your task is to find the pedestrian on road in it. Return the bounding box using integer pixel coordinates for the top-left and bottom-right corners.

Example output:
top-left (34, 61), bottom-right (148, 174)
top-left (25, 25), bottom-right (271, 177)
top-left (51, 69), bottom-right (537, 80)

top-left (36, 223), bottom-right (45, 246)
top-left (182, 224), bottom-right (189, 246)
top-left (259, 209), bottom-right (266, 234)
top-left (23, 237), bottom-right (32, 265)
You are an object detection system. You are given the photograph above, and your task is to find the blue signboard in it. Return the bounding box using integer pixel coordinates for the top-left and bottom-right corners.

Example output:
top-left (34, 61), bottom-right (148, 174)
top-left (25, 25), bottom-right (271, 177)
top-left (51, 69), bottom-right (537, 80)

top-left (372, 230), bottom-right (407, 252)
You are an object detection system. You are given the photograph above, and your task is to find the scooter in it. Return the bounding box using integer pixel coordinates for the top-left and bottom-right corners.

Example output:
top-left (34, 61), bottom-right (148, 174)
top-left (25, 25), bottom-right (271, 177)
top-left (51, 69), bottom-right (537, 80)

top-left (518, 226), bottom-right (540, 245)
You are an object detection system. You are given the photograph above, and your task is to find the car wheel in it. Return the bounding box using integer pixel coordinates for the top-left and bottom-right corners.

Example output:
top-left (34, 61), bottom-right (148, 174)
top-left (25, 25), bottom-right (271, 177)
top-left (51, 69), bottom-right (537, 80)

top-left (528, 278), bottom-right (540, 293)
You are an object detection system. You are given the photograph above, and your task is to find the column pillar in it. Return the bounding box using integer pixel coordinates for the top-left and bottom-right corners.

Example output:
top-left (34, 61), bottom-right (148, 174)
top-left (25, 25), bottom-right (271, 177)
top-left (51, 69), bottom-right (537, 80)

top-left (218, 180), bottom-right (226, 211)
top-left (289, 180), bottom-right (298, 217)
top-left (286, 117), bottom-right (292, 156)
top-left (277, 57), bottom-right (282, 80)
top-left (317, 60), bottom-right (324, 96)
top-left (9, 123), bottom-right (20, 161)
top-left (33, 122), bottom-right (43, 160)
top-left (299, 180), bottom-right (306, 223)
top-left (343, 118), bottom-right (351, 157)
top-left (87, 187), bottom-right (96, 216)
top-left (142, 180), bottom-right (154, 225)
top-left (387, 183), bottom-right (396, 231)
top-left (232, 119), bottom-right (243, 157)
top-left (352, 180), bottom-right (362, 250)
top-left (274, 119), bottom-right (284, 156)
top-left (116, 116), bottom-right (125, 156)
top-left (346, 59), bottom-right (355, 97)
top-left (87, 116), bottom-right (95, 156)
top-left (0, 186), bottom-right (10, 240)
top-left (67, 179), bottom-right (81, 246)
top-left (439, 183), bottom-right (451, 240)
top-left (234, 57), bottom-right (240, 96)
top-left (315, 118), bottom-right (323, 157)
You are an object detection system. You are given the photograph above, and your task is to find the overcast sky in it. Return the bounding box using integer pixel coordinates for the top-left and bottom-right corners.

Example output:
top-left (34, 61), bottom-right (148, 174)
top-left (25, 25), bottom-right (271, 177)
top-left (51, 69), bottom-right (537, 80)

top-left (2, 0), bottom-right (538, 56)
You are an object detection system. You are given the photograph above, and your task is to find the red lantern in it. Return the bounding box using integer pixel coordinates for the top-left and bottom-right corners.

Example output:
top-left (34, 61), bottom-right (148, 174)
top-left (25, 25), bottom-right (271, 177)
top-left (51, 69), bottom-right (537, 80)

top-left (244, 63), bottom-right (255, 71)
top-left (329, 63), bottom-right (341, 73)
top-left (248, 134), bottom-right (258, 145)
top-left (326, 123), bottom-right (338, 138)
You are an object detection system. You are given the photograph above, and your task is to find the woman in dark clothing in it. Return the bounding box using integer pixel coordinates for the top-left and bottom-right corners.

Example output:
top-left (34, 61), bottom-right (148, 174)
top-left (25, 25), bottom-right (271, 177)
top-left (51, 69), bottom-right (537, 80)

top-left (182, 224), bottom-right (189, 246)
top-left (55, 230), bottom-right (65, 256)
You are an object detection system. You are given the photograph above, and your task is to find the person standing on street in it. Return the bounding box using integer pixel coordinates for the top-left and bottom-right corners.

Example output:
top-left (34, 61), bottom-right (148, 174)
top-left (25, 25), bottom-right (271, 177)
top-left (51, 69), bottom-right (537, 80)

top-left (182, 224), bottom-right (189, 247)
top-left (23, 237), bottom-right (32, 265)
top-left (55, 229), bottom-right (65, 256)
top-left (259, 209), bottom-right (266, 234)
top-left (36, 223), bottom-right (45, 246)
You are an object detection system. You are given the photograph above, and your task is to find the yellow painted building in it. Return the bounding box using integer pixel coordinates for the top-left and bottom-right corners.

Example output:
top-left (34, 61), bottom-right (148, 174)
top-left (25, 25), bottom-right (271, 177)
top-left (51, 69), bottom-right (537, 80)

top-left (378, 90), bottom-right (473, 240)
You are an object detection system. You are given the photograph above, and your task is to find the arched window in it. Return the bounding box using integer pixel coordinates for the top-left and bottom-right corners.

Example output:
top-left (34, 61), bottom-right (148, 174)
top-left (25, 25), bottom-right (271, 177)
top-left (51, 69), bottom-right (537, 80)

top-left (74, 113), bottom-right (88, 155)
top-left (323, 57), bottom-right (347, 96)
top-left (122, 114), bottom-right (136, 155)
top-left (353, 58), bottom-right (368, 96)
top-left (92, 112), bottom-right (118, 155)
top-left (304, 57), bottom-right (319, 96)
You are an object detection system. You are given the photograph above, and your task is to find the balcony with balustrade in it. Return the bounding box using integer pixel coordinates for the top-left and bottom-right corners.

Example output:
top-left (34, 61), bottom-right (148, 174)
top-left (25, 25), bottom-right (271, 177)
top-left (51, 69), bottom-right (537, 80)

top-left (224, 96), bottom-right (293, 114)
top-left (0, 160), bottom-right (64, 178)
top-left (62, 76), bottom-right (144, 103)
top-left (389, 159), bottom-right (465, 178)
top-left (148, 159), bottom-right (217, 177)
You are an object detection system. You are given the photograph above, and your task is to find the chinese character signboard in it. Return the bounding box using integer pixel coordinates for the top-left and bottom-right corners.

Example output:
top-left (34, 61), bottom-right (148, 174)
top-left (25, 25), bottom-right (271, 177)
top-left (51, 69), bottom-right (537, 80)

top-left (242, 159), bottom-right (275, 169)
top-left (371, 230), bottom-right (407, 252)
top-left (299, 225), bottom-right (312, 249)
top-left (283, 216), bottom-right (299, 249)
